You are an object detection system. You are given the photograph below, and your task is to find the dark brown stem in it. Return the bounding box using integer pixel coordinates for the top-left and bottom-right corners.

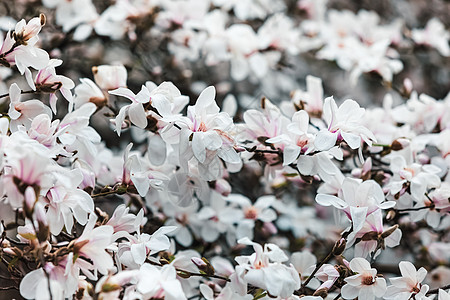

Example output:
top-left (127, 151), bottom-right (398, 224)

top-left (395, 206), bottom-right (434, 213)
top-left (0, 89), bottom-right (36, 99)
top-left (426, 284), bottom-right (450, 295)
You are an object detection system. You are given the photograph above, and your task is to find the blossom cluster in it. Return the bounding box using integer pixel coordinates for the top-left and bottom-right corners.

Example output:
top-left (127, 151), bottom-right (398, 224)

top-left (0, 1), bottom-right (449, 300)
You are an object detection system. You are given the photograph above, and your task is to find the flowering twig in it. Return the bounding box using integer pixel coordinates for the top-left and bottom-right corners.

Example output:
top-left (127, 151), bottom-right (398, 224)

top-left (426, 284), bottom-right (450, 295)
top-left (0, 89), bottom-right (36, 99)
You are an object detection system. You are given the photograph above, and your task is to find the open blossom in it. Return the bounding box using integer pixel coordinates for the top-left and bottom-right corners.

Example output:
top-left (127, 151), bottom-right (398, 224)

top-left (227, 194), bottom-right (277, 240)
top-left (314, 97), bottom-right (376, 151)
top-left (44, 169), bottom-right (94, 235)
top-left (266, 110), bottom-right (315, 166)
top-left (1, 16), bottom-right (49, 84)
top-left (281, 75), bottom-right (324, 117)
top-left (32, 59), bottom-right (75, 113)
top-left (316, 178), bottom-right (395, 232)
top-left (8, 83), bottom-right (52, 131)
top-left (117, 226), bottom-right (176, 267)
top-left (341, 258), bottom-right (386, 300)
top-left (231, 238), bottom-right (300, 298)
top-left (173, 86), bottom-right (240, 180)
top-left (384, 261), bottom-right (430, 300)
top-left (67, 215), bottom-right (114, 278)
top-left (347, 210), bottom-right (402, 258)
top-left (136, 264), bottom-right (187, 300)
top-left (110, 86), bottom-right (150, 135)
top-left (412, 18), bottom-right (450, 57)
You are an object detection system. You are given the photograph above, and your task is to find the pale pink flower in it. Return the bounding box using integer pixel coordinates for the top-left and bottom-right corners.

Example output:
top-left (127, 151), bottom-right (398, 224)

top-left (32, 59), bottom-right (74, 113)
top-left (67, 215), bottom-right (114, 278)
top-left (412, 18), bottom-right (449, 57)
top-left (384, 261), bottom-right (430, 300)
top-left (341, 258), bottom-right (386, 300)
top-left (314, 97), bottom-right (376, 151)
top-left (316, 178), bottom-right (395, 232)
top-left (92, 64), bottom-right (127, 90)
top-left (136, 264), bottom-right (187, 300)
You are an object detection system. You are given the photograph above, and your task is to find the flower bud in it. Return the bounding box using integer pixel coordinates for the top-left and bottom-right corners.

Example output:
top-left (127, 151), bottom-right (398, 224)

top-left (177, 270), bottom-right (191, 278)
top-left (214, 179), bottom-right (231, 196)
top-left (391, 138), bottom-right (410, 151)
top-left (381, 224), bottom-right (399, 239)
top-left (313, 288), bottom-right (329, 298)
top-left (402, 78), bottom-right (413, 97)
top-left (332, 238), bottom-right (347, 255)
top-left (192, 257), bottom-right (215, 276)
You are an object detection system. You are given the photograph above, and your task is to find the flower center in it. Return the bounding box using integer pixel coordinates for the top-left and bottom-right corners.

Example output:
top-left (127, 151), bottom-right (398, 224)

top-left (362, 275), bottom-right (375, 285)
top-left (244, 206), bottom-right (258, 220)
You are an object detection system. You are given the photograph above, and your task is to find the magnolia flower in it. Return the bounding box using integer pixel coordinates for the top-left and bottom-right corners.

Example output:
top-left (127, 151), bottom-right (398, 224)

top-left (67, 215), bottom-right (114, 278)
top-left (347, 210), bottom-right (402, 258)
top-left (384, 261), bottom-right (430, 300)
top-left (227, 194), bottom-right (277, 240)
top-left (314, 97), bottom-right (376, 151)
top-left (282, 75), bottom-right (324, 117)
top-left (8, 83), bottom-right (52, 131)
top-left (232, 238), bottom-right (300, 298)
top-left (175, 86), bottom-right (240, 180)
top-left (1, 17), bottom-right (49, 84)
top-left (92, 64), bottom-right (127, 90)
top-left (196, 191), bottom-right (243, 243)
top-left (136, 264), bottom-right (187, 300)
top-left (412, 18), bottom-right (450, 57)
top-left (109, 86), bottom-right (150, 135)
top-left (32, 59), bottom-right (75, 113)
top-left (45, 169), bottom-right (94, 235)
top-left (117, 226), bottom-right (176, 267)
top-left (106, 204), bottom-right (145, 236)
top-left (341, 258), bottom-right (386, 300)
top-left (316, 178), bottom-right (395, 232)
top-left (266, 110), bottom-right (315, 166)
top-left (74, 78), bottom-right (106, 108)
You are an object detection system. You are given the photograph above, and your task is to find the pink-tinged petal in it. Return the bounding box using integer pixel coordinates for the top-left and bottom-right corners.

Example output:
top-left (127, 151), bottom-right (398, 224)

top-left (378, 201), bottom-right (396, 209)
top-left (399, 261), bottom-right (418, 281)
top-left (199, 284), bottom-right (214, 300)
top-left (258, 208), bottom-right (277, 222)
top-left (128, 103), bottom-right (147, 129)
top-left (297, 155), bottom-right (316, 175)
top-left (314, 129), bottom-right (338, 151)
top-left (345, 274), bottom-right (363, 286)
top-left (350, 206), bottom-right (369, 233)
top-left (109, 87), bottom-right (136, 102)
top-left (115, 106), bottom-right (128, 136)
top-left (161, 279), bottom-right (187, 300)
top-left (217, 147), bottom-right (241, 164)
top-left (203, 131), bottom-right (222, 150)
top-left (315, 194), bottom-right (347, 209)
top-left (131, 172), bottom-right (150, 197)
top-left (349, 257), bottom-right (371, 274)
top-left (230, 55), bottom-right (249, 81)
top-left (201, 225), bottom-right (219, 242)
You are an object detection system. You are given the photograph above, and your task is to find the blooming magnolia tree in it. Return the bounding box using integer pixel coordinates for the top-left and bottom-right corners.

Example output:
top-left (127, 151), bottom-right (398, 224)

top-left (0, 0), bottom-right (449, 300)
